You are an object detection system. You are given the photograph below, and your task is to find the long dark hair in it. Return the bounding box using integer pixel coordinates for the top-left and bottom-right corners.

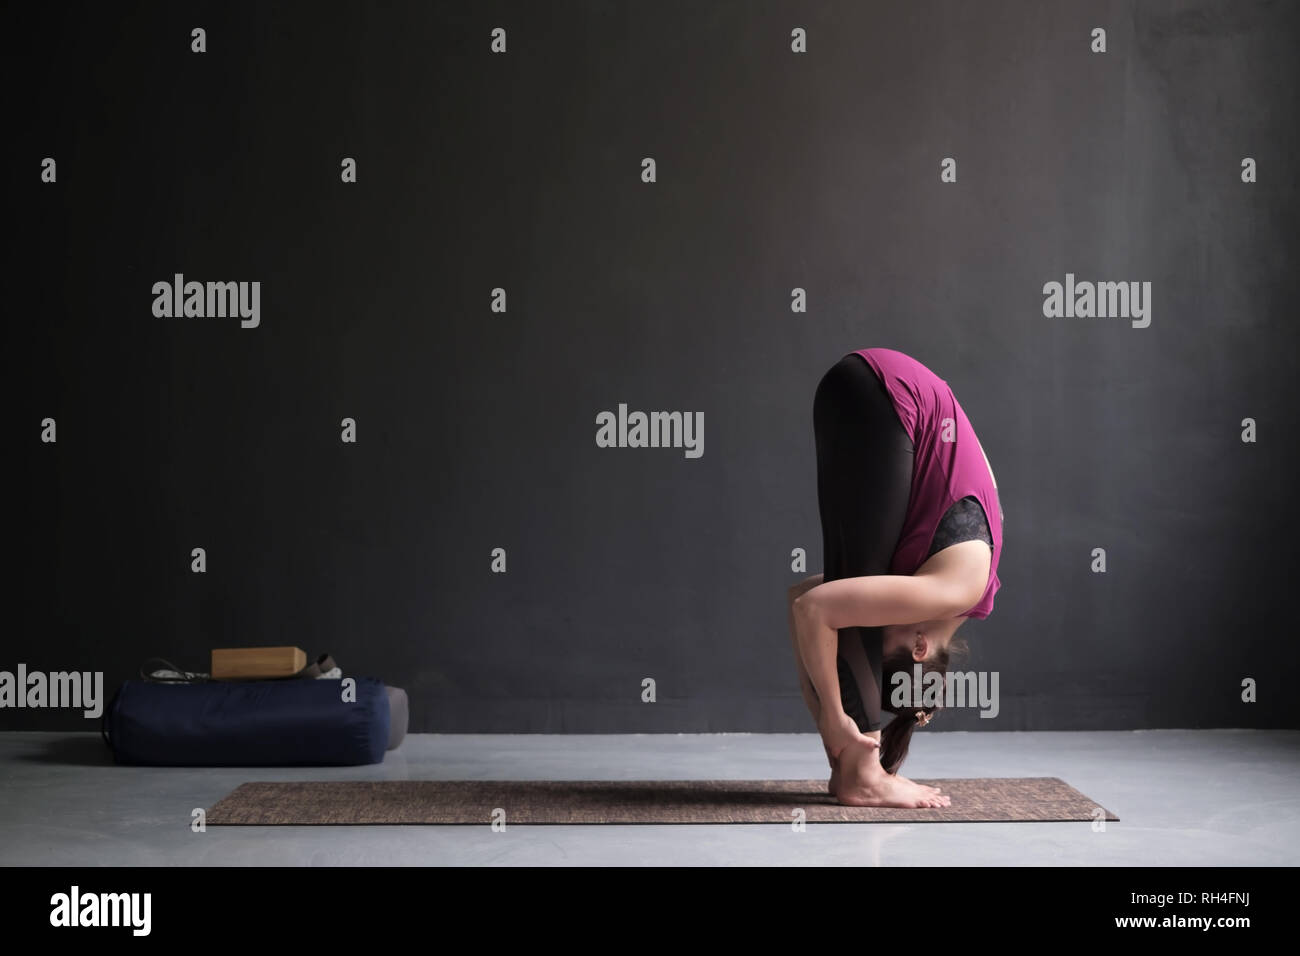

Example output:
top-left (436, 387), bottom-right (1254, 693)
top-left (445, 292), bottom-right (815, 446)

top-left (878, 635), bottom-right (970, 774)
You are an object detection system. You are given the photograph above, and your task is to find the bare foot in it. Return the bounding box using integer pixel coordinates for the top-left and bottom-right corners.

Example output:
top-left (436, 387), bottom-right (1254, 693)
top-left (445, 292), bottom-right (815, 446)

top-left (834, 740), bottom-right (951, 808)
top-left (832, 757), bottom-right (935, 798)
top-left (895, 773), bottom-right (943, 799)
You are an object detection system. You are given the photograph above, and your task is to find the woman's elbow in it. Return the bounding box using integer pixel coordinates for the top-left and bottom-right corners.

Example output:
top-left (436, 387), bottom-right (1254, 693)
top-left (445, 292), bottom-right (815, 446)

top-left (791, 591), bottom-right (822, 629)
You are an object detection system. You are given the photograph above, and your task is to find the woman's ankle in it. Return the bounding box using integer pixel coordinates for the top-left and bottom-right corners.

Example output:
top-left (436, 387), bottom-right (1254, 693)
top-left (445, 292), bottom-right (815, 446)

top-left (839, 737), bottom-right (885, 786)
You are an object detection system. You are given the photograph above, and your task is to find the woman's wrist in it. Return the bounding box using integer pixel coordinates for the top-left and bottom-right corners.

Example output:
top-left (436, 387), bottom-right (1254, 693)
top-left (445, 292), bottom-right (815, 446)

top-left (817, 703), bottom-right (847, 723)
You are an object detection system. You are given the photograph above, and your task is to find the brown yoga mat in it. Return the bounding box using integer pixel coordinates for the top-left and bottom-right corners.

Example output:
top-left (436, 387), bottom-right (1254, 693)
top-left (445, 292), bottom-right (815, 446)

top-left (206, 777), bottom-right (1118, 825)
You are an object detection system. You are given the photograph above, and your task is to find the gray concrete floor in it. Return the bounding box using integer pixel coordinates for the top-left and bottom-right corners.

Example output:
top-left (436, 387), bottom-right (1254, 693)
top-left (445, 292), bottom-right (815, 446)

top-left (1, 729), bottom-right (1296, 866)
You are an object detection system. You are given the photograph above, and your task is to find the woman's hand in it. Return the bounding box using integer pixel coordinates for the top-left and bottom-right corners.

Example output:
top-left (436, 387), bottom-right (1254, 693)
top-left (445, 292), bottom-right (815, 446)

top-left (818, 708), bottom-right (879, 761)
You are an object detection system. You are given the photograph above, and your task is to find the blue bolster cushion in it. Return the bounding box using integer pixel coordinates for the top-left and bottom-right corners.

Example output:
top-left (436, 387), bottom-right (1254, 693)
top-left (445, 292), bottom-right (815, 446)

top-left (103, 676), bottom-right (391, 766)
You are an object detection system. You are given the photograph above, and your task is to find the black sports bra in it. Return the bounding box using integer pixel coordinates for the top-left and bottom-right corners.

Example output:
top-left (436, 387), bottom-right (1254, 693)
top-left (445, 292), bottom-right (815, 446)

top-left (927, 495), bottom-right (993, 558)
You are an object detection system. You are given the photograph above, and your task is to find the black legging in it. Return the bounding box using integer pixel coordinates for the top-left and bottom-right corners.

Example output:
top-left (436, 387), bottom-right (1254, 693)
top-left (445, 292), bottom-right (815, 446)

top-left (813, 353), bottom-right (915, 733)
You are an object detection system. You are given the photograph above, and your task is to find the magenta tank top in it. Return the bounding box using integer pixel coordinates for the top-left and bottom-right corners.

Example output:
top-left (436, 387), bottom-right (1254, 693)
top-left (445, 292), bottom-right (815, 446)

top-left (852, 348), bottom-right (1003, 619)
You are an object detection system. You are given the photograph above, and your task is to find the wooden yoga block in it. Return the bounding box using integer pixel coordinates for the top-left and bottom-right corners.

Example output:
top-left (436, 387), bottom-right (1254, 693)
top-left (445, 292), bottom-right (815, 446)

top-left (211, 646), bottom-right (307, 680)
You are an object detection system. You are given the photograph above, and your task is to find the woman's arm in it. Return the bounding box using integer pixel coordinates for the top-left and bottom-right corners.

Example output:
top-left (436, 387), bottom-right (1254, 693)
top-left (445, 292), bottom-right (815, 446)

top-left (785, 573), bottom-right (824, 717)
top-left (786, 574), bottom-right (842, 767)
top-left (787, 574), bottom-right (884, 759)
top-left (794, 544), bottom-right (989, 632)
top-left (789, 547), bottom-right (986, 758)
